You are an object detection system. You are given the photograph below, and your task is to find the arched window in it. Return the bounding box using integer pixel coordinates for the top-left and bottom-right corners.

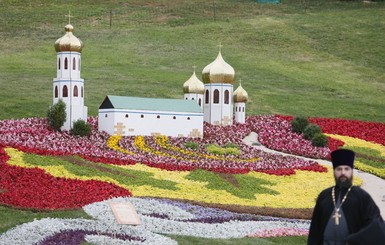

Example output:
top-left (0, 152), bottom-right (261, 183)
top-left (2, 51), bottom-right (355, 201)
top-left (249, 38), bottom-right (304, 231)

top-left (74, 85), bottom-right (78, 97)
top-left (125, 114), bottom-right (129, 118)
top-left (64, 58), bottom-right (68, 70)
top-left (224, 90), bottom-right (229, 104)
top-left (243, 107), bottom-right (245, 112)
top-left (58, 58), bottom-right (61, 70)
top-left (81, 87), bottom-right (84, 97)
top-left (198, 98), bottom-right (202, 106)
top-left (235, 107), bottom-right (238, 112)
top-left (73, 57), bottom-right (76, 70)
top-left (78, 58), bottom-right (81, 71)
top-left (54, 86), bottom-right (58, 98)
top-left (63, 85), bottom-right (68, 97)
top-left (214, 89), bottom-right (219, 104)
top-left (205, 90), bottom-right (209, 104)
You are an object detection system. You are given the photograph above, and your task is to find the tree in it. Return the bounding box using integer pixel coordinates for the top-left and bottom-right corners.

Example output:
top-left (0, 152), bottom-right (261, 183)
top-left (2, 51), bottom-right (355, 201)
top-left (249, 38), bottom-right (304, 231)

top-left (47, 99), bottom-right (66, 131)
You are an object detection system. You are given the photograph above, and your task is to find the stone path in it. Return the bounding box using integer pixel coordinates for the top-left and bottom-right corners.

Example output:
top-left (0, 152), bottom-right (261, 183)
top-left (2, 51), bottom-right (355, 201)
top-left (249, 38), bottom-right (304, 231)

top-left (243, 132), bottom-right (385, 218)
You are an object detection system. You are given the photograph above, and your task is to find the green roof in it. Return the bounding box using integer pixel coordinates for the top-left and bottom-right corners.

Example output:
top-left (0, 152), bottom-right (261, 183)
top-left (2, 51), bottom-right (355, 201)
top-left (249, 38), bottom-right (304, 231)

top-left (99, 95), bottom-right (202, 113)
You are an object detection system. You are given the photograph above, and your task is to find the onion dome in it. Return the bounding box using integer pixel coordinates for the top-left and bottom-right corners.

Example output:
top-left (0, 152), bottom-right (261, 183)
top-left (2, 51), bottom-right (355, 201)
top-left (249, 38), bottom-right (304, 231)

top-left (233, 83), bottom-right (248, 103)
top-left (54, 24), bottom-right (83, 53)
top-left (183, 70), bottom-right (205, 94)
top-left (202, 51), bottom-right (235, 84)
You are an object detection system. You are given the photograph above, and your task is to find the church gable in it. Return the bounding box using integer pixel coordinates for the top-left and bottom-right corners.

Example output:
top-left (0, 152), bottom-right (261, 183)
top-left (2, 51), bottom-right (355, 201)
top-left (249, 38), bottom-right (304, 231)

top-left (99, 96), bottom-right (114, 109)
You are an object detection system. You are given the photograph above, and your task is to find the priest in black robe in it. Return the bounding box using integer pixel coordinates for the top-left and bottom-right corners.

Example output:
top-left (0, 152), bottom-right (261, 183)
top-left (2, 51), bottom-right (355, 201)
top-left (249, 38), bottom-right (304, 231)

top-left (307, 149), bottom-right (385, 245)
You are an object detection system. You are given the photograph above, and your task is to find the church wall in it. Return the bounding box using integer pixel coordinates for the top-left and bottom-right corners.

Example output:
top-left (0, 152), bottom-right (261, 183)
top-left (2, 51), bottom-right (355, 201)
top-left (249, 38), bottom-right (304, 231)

top-left (203, 84), bottom-right (233, 125)
top-left (183, 93), bottom-right (204, 109)
top-left (234, 102), bottom-right (246, 124)
top-left (56, 52), bottom-right (81, 79)
top-left (98, 109), bottom-right (203, 137)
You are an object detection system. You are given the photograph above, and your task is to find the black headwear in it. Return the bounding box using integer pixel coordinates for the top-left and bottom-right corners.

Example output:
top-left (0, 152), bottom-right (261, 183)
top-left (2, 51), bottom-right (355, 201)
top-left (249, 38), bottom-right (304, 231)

top-left (331, 149), bottom-right (355, 169)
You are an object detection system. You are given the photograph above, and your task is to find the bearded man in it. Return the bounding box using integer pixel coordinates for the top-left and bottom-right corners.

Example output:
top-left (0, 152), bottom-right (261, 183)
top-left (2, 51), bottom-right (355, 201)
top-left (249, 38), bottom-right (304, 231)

top-left (307, 149), bottom-right (385, 245)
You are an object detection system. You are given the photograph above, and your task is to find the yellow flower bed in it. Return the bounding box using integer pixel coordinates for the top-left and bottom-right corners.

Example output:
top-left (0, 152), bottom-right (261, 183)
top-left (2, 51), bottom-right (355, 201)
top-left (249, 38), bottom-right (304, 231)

top-left (4, 146), bottom-right (363, 209)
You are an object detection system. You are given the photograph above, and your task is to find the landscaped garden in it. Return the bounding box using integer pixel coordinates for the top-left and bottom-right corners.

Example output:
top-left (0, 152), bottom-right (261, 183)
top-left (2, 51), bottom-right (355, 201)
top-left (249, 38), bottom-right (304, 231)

top-left (1, 0), bottom-right (385, 244)
top-left (0, 114), bottom-right (384, 244)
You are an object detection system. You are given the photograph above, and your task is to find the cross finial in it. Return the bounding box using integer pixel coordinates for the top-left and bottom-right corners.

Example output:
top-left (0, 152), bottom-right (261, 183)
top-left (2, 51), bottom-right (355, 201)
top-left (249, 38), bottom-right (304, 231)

top-left (192, 64), bottom-right (197, 73)
top-left (217, 42), bottom-right (223, 52)
top-left (65, 10), bottom-right (74, 24)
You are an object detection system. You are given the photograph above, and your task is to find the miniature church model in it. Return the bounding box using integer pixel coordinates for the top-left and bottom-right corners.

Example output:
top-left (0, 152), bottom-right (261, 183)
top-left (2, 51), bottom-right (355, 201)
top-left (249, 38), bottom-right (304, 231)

top-left (53, 17), bottom-right (88, 131)
top-left (51, 17), bottom-right (247, 137)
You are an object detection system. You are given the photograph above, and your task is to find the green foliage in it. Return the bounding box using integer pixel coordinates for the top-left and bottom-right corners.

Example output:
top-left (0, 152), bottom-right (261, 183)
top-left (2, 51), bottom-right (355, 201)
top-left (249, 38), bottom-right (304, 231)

top-left (224, 142), bottom-right (240, 149)
top-left (291, 115), bottom-right (309, 134)
top-left (47, 99), bottom-right (66, 131)
top-left (22, 154), bottom-right (178, 191)
top-left (184, 141), bottom-right (199, 150)
top-left (186, 169), bottom-right (278, 199)
top-left (311, 133), bottom-right (329, 147)
top-left (205, 144), bottom-right (241, 156)
top-left (303, 124), bottom-right (322, 140)
top-left (71, 119), bottom-right (92, 137)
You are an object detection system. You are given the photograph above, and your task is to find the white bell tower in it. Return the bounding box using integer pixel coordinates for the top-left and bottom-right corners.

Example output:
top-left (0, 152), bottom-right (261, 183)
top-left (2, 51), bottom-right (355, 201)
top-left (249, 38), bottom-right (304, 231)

top-left (53, 12), bottom-right (88, 131)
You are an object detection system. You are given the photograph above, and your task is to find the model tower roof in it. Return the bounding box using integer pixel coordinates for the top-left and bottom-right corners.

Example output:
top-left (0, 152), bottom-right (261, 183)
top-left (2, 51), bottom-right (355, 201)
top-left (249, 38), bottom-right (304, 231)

top-left (183, 68), bottom-right (205, 94)
top-left (233, 83), bottom-right (248, 103)
top-left (202, 45), bottom-right (235, 84)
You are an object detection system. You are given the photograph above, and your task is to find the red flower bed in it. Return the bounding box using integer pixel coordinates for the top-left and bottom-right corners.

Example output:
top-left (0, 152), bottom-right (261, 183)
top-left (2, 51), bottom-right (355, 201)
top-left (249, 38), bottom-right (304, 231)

top-left (0, 147), bottom-right (131, 210)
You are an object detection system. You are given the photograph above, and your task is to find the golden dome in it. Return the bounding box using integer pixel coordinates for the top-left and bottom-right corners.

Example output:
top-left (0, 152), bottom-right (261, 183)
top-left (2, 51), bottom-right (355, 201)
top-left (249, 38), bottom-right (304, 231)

top-left (183, 70), bottom-right (205, 94)
top-left (202, 51), bottom-right (235, 84)
top-left (54, 24), bottom-right (83, 53)
top-left (233, 83), bottom-right (248, 103)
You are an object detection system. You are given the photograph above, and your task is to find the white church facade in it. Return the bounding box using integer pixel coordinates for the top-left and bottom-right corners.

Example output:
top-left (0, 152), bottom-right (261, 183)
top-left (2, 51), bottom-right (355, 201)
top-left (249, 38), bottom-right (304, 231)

top-left (98, 95), bottom-right (203, 137)
top-left (52, 20), bottom-right (248, 138)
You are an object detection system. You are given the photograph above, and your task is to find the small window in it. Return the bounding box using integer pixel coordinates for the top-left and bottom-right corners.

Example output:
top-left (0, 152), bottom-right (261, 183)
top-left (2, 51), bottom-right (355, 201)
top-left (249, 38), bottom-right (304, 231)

top-left (141, 115), bottom-right (144, 118)
top-left (243, 107), bottom-right (245, 112)
top-left (74, 85), bottom-right (78, 97)
top-left (214, 89), bottom-right (219, 104)
top-left (125, 114), bottom-right (129, 118)
top-left (157, 115), bottom-right (160, 119)
top-left (185, 98), bottom-right (188, 100)
top-left (235, 107), bottom-right (238, 112)
top-left (192, 98), bottom-right (195, 100)
top-left (63, 85), bottom-right (68, 97)
top-left (198, 98), bottom-right (202, 106)
top-left (205, 90), bottom-right (209, 104)
top-left (224, 90), bottom-right (229, 104)
top-left (64, 58), bottom-right (68, 70)
top-left (81, 87), bottom-right (84, 98)
top-left (54, 86), bottom-right (58, 98)
top-left (187, 117), bottom-right (190, 120)
top-left (173, 116), bottom-right (176, 119)
top-left (105, 114), bottom-right (108, 118)
top-left (73, 57), bottom-right (76, 70)
top-left (58, 58), bottom-right (61, 70)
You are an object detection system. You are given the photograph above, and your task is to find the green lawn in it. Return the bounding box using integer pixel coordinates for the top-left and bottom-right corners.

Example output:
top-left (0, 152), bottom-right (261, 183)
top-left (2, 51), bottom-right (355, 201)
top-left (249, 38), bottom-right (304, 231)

top-left (0, 0), bottom-right (384, 244)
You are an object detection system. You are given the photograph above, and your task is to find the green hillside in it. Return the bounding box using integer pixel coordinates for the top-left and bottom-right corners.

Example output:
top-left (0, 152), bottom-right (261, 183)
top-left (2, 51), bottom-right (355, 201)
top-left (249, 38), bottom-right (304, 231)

top-left (0, 0), bottom-right (384, 122)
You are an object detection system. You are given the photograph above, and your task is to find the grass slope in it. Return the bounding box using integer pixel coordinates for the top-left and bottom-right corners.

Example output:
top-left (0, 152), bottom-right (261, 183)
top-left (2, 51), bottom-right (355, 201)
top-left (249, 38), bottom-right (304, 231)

top-left (0, 0), bottom-right (384, 122)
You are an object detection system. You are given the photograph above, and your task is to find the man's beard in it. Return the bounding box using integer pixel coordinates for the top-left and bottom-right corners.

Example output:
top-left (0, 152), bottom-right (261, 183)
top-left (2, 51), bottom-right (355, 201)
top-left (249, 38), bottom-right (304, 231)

top-left (335, 175), bottom-right (353, 188)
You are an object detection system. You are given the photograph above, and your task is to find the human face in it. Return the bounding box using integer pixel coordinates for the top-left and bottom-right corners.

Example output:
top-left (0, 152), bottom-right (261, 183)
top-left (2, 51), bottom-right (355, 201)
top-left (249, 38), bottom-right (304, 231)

top-left (334, 165), bottom-right (353, 188)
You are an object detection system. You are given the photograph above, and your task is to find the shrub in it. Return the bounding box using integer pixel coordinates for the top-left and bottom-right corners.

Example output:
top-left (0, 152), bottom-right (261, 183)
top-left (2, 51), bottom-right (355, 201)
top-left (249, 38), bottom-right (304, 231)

top-left (71, 119), bottom-right (91, 137)
top-left (224, 142), bottom-right (240, 149)
top-left (303, 124), bottom-right (322, 140)
top-left (311, 133), bottom-right (329, 147)
top-left (47, 99), bottom-right (66, 131)
top-left (184, 141), bottom-right (199, 150)
top-left (205, 144), bottom-right (240, 156)
top-left (291, 115), bottom-right (309, 134)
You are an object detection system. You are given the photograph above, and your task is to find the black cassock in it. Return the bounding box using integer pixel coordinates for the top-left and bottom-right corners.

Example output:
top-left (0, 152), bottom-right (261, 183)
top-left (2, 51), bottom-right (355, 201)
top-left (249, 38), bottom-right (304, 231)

top-left (307, 186), bottom-right (385, 245)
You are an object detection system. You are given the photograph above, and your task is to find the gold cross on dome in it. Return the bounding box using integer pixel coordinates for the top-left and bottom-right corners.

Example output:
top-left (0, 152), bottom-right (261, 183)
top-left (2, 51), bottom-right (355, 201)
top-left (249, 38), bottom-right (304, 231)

top-left (192, 64), bottom-right (197, 73)
top-left (217, 42), bottom-right (223, 52)
top-left (65, 10), bottom-right (74, 24)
